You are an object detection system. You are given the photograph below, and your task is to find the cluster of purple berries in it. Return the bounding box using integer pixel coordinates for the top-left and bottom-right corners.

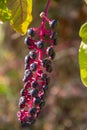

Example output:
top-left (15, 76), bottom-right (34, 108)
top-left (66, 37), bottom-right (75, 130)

top-left (17, 11), bottom-right (57, 127)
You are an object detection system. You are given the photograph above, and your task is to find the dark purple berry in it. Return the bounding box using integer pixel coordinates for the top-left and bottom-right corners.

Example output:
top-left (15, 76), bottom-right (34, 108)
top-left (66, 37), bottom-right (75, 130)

top-left (20, 121), bottom-right (30, 128)
top-left (25, 116), bottom-right (36, 124)
top-left (29, 107), bottom-right (37, 115)
top-left (50, 51), bottom-right (55, 60)
top-left (29, 51), bottom-right (37, 59)
top-left (20, 88), bottom-right (28, 96)
top-left (53, 38), bottom-right (57, 45)
top-left (24, 55), bottom-right (30, 64)
top-left (46, 47), bottom-right (54, 56)
top-left (41, 73), bottom-right (47, 80)
top-left (23, 69), bottom-right (32, 82)
top-left (49, 20), bottom-right (57, 28)
top-left (46, 77), bottom-right (50, 85)
top-left (43, 85), bottom-right (48, 92)
top-left (19, 96), bottom-right (26, 109)
top-left (39, 100), bottom-right (45, 108)
top-left (31, 81), bottom-right (39, 88)
top-left (37, 40), bottom-right (44, 49)
top-left (46, 65), bottom-right (52, 72)
top-left (24, 37), bottom-right (31, 46)
top-left (42, 59), bottom-right (51, 68)
top-left (27, 28), bottom-right (35, 37)
top-left (34, 97), bottom-right (41, 105)
top-left (31, 89), bottom-right (39, 97)
top-left (30, 62), bottom-right (37, 71)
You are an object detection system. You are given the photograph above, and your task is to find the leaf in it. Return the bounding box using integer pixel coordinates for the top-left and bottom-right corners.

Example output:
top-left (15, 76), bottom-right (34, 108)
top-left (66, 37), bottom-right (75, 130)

top-left (0, 0), bottom-right (11, 22)
top-left (79, 41), bottom-right (87, 87)
top-left (7, 0), bottom-right (32, 34)
top-left (79, 22), bottom-right (87, 44)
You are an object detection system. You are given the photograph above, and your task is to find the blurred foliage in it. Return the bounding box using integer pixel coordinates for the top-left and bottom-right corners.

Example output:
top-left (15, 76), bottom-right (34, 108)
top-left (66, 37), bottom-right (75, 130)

top-left (0, 0), bottom-right (87, 130)
top-left (0, 0), bottom-right (32, 34)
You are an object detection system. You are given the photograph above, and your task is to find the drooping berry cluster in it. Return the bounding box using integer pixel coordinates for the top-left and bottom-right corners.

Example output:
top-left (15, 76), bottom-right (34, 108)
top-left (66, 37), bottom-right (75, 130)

top-left (17, 11), bottom-right (57, 127)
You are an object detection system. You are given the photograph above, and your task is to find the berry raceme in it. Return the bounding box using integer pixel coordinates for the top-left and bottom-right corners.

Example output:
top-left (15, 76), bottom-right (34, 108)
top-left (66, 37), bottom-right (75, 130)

top-left (17, 10), bottom-right (58, 127)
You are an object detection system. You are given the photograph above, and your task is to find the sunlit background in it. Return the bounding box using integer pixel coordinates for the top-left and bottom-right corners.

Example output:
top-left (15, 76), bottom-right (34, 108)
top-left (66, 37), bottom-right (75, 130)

top-left (0, 0), bottom-right (87, 130)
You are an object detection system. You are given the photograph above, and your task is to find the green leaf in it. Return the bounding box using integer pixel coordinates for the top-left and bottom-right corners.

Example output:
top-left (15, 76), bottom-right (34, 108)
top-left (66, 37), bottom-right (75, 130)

top-left (79, 22), bottom-right (87, 44)
top-left (7, 0), bottom-right (32, 34)
top-left (79, 41), bottom-right (87, 87)
top-left (0, 0), bottom-right (11, 22)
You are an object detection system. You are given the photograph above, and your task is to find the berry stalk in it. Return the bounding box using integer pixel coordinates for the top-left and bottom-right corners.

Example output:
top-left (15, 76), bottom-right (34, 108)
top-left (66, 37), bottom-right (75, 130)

top-left (17, 0), bottom-right (58, 127)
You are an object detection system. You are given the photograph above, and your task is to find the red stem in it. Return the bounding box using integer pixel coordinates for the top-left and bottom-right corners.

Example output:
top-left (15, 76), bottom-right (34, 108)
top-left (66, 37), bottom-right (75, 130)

top-left (45, 0), bottom-right (51, 16)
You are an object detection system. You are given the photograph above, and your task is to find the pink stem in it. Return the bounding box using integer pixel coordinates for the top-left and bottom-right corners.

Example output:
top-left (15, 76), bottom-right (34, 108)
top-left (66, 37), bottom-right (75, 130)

top-left (45, 0), bottom-right (51, 16)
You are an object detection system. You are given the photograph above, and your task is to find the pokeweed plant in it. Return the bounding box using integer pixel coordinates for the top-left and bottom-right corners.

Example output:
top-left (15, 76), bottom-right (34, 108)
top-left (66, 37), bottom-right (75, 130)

top-left (79, 0), bottom-right (87, 87)
top-left (0, 0), bottom-right (58, 127)
top-left (17, 0), bottom-right (58, 127)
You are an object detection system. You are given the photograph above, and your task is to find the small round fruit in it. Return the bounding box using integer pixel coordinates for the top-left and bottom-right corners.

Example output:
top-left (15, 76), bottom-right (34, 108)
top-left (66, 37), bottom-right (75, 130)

top-left (31, 81), bottom-right (39, 88)
top-left (41, 73), bottom-right (47, 80)
top-left (43, 85), bottom-right (48, 92)
top-left (46, 77), bottom-right (50, 85)
top-left (24, 55), bottom-right (30, 64)
top-left (49, 20), bottom-right (57, 28)
top-left (42, 59), bottom-right (51, 68)
top-left (34, 97), bottom-right (41, 105)
top-left (19, 96), bottom-right (26, 109)
top-left (27, 28), bottom-right (35, 37)
top-left (29, 51), bottom-right (37, 59)
top-left (46, 65), bottom-right (52, 73)
top-left (24, 37), bottom-right (31, 46)
top-left (50, 51), bottom-right (56, 60)
top-left (23, 69), bottom-right (32, 82)
top-left (37, 40), bottom-right (44, 49)
top-left (29, 107), bottom-right (37, 115)
top-left (31, 89), bottom-right (39, 97)
top-left (46, 47), bottom-right (54, 56)
top-left (30, 63), bottom-right (37, 71)
top-left (53, 38), bottom-right (57, 46)
top-left (21, 121), bottom-right (30, 128)
top-left (20, 88), bottom-right (28, 96)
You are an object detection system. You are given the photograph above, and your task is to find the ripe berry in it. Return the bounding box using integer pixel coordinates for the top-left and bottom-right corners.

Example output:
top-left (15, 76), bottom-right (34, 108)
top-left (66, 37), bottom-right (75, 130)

top-left (20, 88), bottom-right (28, 96)
top-left (46, 65), bottom-right (52, 72)
top-left (46, 77), bottom-right (50, 85)
top-left (43, 85), bottom-right (48, 92)
top-left (31, 89), bottom-right (39, 97)
top-left (53, 38), bottom-right (57, 46)
top-left (37, 40), bottom-right (44, 49)
top-left (30, 63), bottom-right (37, 71)
top-left (23, 69), bottom-right (32, 82)
top-left (24, 37), bottom-right (31, 46)
top-left (31, 81), bottom-right (39, 88)
top-left (27, 28), bottom-right (35, 37)
top-left (24, 55), bottom-right (30, 64)
top-left (29, 107), bottom-right (37, 115)
top-left (19, 96), bottom-right (26, 109)
top-left (29, 51), bottom-right (37, 59)
top-left (41, 73), bottom-right (47, 80)
top-left (50, 51), bottom-right (55, 60)
top-left (46, 47), bottom-right (54, 56)
top-left (42, 59), bottom-right (51, 68)
top-left (39, 100), bottom-right (45, 108)
top-left (49, 20), bottom-right (57, 28)
top-left (34, 97), bottom-right (41, 105)
top-left (21, 121), bottom-right (30, 128)
top-left (25, 116), bottom-right (36, 124)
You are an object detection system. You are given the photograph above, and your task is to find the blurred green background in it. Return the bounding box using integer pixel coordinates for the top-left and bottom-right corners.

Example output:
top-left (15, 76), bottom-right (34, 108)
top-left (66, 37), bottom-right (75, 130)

top-left (0, 0), bottom-right (87, 130)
